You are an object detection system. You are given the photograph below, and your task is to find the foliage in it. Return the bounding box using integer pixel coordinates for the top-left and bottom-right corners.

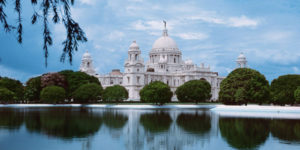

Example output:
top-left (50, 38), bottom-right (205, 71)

top-left (0, 0), bottom-right (87, 65)
top-left (0, 77), bottom-right (24, 100)
top-left (40, 86), bottom-right (66, 103)
top-left (139, 112), bottom-right (172, 133)
top-left (0, 87), bottom-right (16, 102)
top-left (102, 111), bottom-right (128, 129)
top-left (59, 70), bottom-right (101, 99)
top-left (24, 76), bottom-right (42, 101)
top-left (176, 113), bottom-right (211, 135)
top-left (73, 83), bottom-right (103, 103)
top-left (175, 80), bottom-right (211, 103)
top-left (270, 75), bottom-right (300, 105)
top-left (102, 85), bottom-right (128, 102)
top-left (294, 87), bottom-right (300, 104)
top-left (219, 117), bottom-right (270, 149)
top-left (41, 73), bottom-right (67, 89)
top-left (219, 68), bottom-right (270, 105)
top-left (139, 81), bottom-right (173, 105)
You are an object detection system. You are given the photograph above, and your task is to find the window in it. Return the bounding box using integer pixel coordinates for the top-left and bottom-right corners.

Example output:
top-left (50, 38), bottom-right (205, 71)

top-left (110, 80), bottom-right (113, 84)
top-left (87, 62), bottom-right (90, 67)
top-left (127, 77), bottom-right (130, 84)
top-left (137, 76), bottom-right (140, 84)
top-left (174, 58), bottom-right (176, 63)
top-left (137, 69), bottom-right (139, 72)
top-left (135, 54), bottom-right (138, 60)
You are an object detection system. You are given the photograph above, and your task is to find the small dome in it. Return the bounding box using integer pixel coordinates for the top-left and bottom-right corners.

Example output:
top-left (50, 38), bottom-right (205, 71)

top-left (237, 52), bottom-right (247, 61)
top-left (83, 51), bottom-right (91, 58)
top-left (129, 40), bottom-right (140, 51)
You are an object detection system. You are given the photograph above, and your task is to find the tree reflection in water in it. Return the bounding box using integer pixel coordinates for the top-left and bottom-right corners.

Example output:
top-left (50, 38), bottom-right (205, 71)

top-left (219, 117), bottom-right (270, 150)
top-left (102, 111), bottom-right (128, 129)
top-left (25, 108), bottom-right (102, 139)
top-left (139, 111), bottom-right (172, 133)
top-left (0, 108), bottom-right (24, 130)
top-left (176, 112), bottom-right (211, 135)
top-left (271, 119), bottom-right (300, 143)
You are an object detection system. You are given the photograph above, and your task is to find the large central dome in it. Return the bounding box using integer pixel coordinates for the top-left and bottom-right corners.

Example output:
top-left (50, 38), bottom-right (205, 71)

top-left (151, 23), bottom-right (179, 52)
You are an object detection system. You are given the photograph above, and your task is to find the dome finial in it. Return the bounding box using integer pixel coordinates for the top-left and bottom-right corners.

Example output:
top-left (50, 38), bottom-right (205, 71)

top-left (162, 20), bottom-right (168, 37)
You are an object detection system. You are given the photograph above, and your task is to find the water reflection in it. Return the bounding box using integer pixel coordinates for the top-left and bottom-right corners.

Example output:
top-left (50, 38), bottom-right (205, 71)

top-left (139, 111), bottom-right (172, 133)
top-left (25, 108), bottom-right (102, 139)
top-left (176, 112), bottom-right (211, 136)
top-left (102, 111), bottom-right (128, 129)
top-left (271, 119), bottom-right (300, 143)
top-left (0, 109), bottom-right (24, 130)
top-left (219, 117), bottom-right (270, 150)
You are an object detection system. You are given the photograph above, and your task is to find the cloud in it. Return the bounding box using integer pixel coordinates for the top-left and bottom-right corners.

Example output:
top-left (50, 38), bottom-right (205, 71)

top-left (107, 31), bottom-right (125, 40)
top-left (174, 33), bottom-right (208, 40)
top-left (228, 16), bottom-right (259, 27)
top-left (189, 14), bottom-right (259, 28)
top-left (131, 20), bottom-right (175, 31)
top-left (262, 31), bottom-right (293, 42)
top-left (79, 0), bottom-right (96, 5)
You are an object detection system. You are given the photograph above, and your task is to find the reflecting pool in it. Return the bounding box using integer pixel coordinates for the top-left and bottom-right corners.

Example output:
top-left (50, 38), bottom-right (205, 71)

top-left (0, 107), bottom-right (299, 150)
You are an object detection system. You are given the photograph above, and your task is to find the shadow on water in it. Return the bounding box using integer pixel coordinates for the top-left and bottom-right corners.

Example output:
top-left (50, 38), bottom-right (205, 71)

top-left (270, 119), bottom-right (300, 143)
top-left (24, 107), bottom-right (102, 139)
top-left (219, 117), bottom-right (270, 150)
top-left (102, 110), bottom-right (128, 130)
top-left (139, 111), bottom-right (172, 133)
top-left (176, 112), bottom-right (211, 136)
top-left (0, 109), bottom-right (24, 130)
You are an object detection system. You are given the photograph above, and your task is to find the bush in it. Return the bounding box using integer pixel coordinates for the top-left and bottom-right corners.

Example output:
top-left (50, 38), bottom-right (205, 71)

top-left (102, 85), bottom-right (128, 102)
top-left (40, 86), bottom-right (66, 103)
top-left (59, 70), bottom-right (101, 99)
top-left (219, 68), bottom-right (270, 105)
top-left (41, 73), bottom-right (67, 89)
top-left (24, 76), bottom-right (42, 101)
top-left (139, 81), bottom-right (173, 105)
top-left (73, 83), bottom-right (103, 103)
top-left (175, 80), bottom-right (211, 103)
top-left (294, 87), bottom-right (300, 104)
top-left (0, 87), bottom-right (16, 102)
top-left (270, 75), bottom-right (300, 105)
top-left (0, 77), bottom-right (24, 101)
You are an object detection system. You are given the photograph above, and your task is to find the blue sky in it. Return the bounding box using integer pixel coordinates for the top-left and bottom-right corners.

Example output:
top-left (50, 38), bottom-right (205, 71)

top-left (0, 0), bottom-right (300, 83)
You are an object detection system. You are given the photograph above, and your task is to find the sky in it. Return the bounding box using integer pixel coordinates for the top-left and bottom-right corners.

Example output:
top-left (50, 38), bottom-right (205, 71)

top-left (0, 0), bottom-right (300, 83)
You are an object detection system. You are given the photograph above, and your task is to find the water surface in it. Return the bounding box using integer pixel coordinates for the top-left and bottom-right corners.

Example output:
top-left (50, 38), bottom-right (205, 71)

top-left (0, 107), bottom-right (299, 150)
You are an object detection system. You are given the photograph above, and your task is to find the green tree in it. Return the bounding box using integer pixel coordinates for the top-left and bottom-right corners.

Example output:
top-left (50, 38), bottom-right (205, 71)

top-left (24, 76), bottom-right (42, 102)
top-left (40, 86), bottom-right (66, 103)
top-left (219, 68), bottom-right (270, 105)
top-left (59, 70), bottom-right (101, 99)
top-left (0, 77), bottom-right (24, 101)
top-left (140, 112), bottom-right (172, 133)
top-left (73, 83), bottom-right (103, 103)
top-left (0, 87), bottom-right (16, 102)
top-left (139, 81), bottom-right (173, 105)
top-left (270, 75), bottom-right (300, 105)
top-left (294, 87), bottom-right (300, 104)
top-left (102, 85), bottom-right (128, 102)
top-left (0, 0), bottom-right (87, 65)
top-left (219, 117), bottom-right (270, 149)
top-left (175, 80), bottom-right (211, 103)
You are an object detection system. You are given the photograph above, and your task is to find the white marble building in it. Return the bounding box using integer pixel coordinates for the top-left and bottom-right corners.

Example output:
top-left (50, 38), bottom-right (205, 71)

top-left (80, 22), bottom-right (248, 101)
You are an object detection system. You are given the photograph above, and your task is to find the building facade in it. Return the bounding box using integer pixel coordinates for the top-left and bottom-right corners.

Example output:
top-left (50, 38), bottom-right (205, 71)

top-left (79, 23), bottom-right (250, 101)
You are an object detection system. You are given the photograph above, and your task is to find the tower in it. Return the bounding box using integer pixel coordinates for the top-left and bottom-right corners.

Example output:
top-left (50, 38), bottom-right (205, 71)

top-left (236, 52), bottom-right (247, 68)
top-left (80, 51), bottom-right (96, 76)
top-left (123, 41), bottom-right (145, 100)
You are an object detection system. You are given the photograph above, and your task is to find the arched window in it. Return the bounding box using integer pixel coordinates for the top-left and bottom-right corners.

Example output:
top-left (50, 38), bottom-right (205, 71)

top-left (87, 62), bottom-right (90, 67)
top-left (174, 58), bottom-right (176, 63)
top-left (135, 54), bottom-right (138, 60)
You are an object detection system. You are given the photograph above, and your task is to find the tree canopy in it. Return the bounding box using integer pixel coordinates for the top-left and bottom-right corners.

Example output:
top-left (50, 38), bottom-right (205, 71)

top-left (0, 0), bottom-right (87, 65)
top-left (102, 85), bottom-right (128, 102)
top-left (40, 85), bottom-right (66, 103)
top-left (270, 74), bottom-right (300, 105)
top-left (175, 79), bottom-right (211, 103)
top-left (73, 83), bottom-right (103, 103)
top-left (0, 77), bottom-right (24, 101)
top-left (219, 68), bottom-right (270, 105)
top-left (139, 81), bottom-right (173, 105)
top-left (24, 76), bottom-right (42, 101)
